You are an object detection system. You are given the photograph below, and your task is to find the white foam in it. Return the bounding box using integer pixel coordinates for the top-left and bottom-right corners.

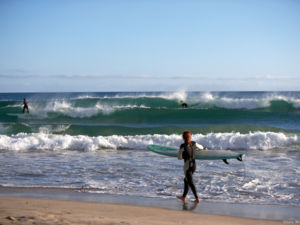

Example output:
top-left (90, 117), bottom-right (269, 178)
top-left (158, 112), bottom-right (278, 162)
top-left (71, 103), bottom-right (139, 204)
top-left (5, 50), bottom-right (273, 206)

top-left (10, 92), bottom-right (299, 114)
top-left (74, 94), bottom-right (99, 99)
top-left (192, 132), bottom-right (300, 150)
top-left (186, 93), bottom-right (268, 109)
top-left (44, 100), bottom-right (100, 118)
top-left (242, 178), bottom-right (260, 189)
top-left (278, 96), bottom-right (300, 108)
top-left (214, 97), bottom-right (269, 109)
top-left (27, 100), bottom-right (150, 118)
top-left (49, 91), bottom-right (300, 109)
top-left (102, 91), bottom-right (299, 109)
top-left (159, 90), bottom-right (187, 102)
top-left (95, 103), bottom-right (150, 116)
top-left (0, 133), bottom-right (299, 206)
top-left (38, 124), bottom-right (71, 134)
top-left (0, 103), bottom-right (22, 109)
top-left (0, 132), bottom-right (299, 151)
top-left (99, 90), bottom-right (188, 102)
top-left (173, 92), bottom-right (299, 109)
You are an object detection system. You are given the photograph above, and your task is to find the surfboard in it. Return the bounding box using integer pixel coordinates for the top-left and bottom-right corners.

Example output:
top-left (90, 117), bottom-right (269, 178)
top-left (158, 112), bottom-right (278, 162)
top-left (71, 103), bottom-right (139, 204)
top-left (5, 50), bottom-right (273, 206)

top-left (147, 144), bottom-right (244, 163)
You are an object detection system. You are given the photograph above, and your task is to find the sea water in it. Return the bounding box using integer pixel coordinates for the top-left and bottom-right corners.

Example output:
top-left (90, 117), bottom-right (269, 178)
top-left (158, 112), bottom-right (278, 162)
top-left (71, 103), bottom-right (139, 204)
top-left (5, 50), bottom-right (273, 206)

top-left (0, 91), bottom-right (299, 206)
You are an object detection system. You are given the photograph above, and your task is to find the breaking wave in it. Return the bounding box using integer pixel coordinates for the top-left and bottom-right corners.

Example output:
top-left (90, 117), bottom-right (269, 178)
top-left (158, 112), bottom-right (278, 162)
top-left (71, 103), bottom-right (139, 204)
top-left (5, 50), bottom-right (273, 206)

top-left (0, 132), bottom-right (299, 152)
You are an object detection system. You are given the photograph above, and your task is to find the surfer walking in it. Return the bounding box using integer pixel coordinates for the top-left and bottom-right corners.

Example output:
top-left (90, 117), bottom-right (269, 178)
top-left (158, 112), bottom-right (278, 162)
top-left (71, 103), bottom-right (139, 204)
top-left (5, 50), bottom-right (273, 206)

top-left (23, 98), bottom-right (29, 113)
top-left (177, 130), bottom-right (207, 203)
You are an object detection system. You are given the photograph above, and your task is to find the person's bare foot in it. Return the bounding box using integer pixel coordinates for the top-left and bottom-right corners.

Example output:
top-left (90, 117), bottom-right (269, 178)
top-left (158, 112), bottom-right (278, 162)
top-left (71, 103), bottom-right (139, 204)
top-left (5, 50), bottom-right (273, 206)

top-left (194, 198), bottom-right (200, 203)
top-left (176, 196), bottom-right (186, 203)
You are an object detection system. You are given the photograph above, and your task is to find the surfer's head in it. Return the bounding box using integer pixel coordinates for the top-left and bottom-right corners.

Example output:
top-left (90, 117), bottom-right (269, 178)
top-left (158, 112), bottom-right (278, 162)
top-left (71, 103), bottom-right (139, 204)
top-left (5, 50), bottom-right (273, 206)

top-left (182, 130), bottom-right (192, 145)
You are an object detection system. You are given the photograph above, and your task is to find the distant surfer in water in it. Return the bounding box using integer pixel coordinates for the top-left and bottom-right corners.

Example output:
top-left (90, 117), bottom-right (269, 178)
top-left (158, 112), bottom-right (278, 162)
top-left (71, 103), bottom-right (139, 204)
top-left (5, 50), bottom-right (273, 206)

top-left (23, 98), bottom-right (29, 113)
top-left (181, 103), bottom-right (188, 108)
top-left (177, 130), bottom-right (207, 203)
top-left (180, 101), bottom-right (188, 108)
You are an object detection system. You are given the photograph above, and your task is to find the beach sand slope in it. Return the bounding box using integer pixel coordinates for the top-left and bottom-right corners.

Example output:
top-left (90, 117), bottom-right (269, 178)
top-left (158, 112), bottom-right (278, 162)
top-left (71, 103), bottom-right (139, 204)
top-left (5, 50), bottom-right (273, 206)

top-left (0, 197), bottom-right (286, 225)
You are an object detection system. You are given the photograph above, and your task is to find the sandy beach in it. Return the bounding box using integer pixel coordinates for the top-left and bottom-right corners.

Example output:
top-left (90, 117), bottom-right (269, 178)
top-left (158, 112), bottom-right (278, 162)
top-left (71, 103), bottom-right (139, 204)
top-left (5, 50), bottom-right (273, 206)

top-left (0, 196), bottom-right (289, 225)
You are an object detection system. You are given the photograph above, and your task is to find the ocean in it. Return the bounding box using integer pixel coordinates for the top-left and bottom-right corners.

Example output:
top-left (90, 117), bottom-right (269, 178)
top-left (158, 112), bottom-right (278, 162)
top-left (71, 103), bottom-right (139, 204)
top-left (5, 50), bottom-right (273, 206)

top-left (0, 91), bottom-right (299, 206)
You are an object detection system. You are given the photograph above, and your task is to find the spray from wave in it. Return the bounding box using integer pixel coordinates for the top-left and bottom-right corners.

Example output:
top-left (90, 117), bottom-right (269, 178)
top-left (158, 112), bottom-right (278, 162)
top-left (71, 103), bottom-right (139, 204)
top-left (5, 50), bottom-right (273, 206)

top-left (56, 91), bottom-right (300, 110)
top-left (186, 92), bottom-right (300, 109)
top-left (26, 100), bottom-right (150, 118)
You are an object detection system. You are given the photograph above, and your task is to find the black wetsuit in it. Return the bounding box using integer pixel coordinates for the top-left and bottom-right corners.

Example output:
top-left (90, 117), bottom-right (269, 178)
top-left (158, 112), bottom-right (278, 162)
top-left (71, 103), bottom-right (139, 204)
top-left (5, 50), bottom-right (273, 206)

top-left (181, 103), bottom-right (188, 108)
top-left (180, 142), bottom-right (198, 199)
top-left (23, 100), bottom-right (29, 113)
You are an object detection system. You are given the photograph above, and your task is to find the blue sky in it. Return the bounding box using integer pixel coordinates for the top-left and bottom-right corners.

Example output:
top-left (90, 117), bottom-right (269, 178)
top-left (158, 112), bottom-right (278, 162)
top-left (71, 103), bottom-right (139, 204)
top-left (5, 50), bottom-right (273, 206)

top-left (0, 0), bottom-right (299, 92)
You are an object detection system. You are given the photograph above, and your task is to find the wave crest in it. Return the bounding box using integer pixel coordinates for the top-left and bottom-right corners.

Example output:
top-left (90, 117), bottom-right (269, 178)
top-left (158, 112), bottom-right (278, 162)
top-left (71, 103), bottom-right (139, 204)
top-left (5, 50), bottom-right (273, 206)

top-left (26, 100), bottom-right (150, 118)
top-left (0, 132), bottom-right (299, 152)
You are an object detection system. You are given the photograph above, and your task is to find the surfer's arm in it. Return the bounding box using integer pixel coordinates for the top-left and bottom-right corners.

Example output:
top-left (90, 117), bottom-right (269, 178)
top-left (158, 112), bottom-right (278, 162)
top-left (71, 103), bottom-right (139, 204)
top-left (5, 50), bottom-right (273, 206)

top-left (178, 147), bottom-right (184, 160)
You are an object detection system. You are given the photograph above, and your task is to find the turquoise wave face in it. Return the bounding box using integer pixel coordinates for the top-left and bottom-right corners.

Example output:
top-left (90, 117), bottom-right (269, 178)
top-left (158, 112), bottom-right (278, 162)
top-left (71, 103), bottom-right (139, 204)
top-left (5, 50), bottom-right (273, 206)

top-left (0, 91), bottom-right (300, 136)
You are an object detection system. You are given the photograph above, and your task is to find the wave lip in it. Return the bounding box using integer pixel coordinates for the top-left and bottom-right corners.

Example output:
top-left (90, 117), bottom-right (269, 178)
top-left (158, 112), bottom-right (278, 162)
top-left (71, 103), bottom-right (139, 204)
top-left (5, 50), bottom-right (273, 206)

top-left (193, 132), bottom-right (300, 150)
top-left (69, 91), bottom-right (300, 110)
top-left (25, 100), bottom-right (150, 118)
top-left (0, 132), bottom-right (299, 152)
top-left (187, 92), bottom-right (300, 110)
top-left (1, 92), bottom-right (300, 122)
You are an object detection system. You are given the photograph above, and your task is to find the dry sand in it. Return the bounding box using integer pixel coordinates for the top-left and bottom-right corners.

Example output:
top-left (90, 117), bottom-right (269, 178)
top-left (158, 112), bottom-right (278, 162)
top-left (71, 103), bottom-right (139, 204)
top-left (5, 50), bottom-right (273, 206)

top-left (0, 196), bottom-right (287, 225)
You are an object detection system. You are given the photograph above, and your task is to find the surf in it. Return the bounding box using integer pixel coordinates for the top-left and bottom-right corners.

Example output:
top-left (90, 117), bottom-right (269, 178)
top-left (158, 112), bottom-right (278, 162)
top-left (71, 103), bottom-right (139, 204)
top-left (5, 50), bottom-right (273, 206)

top-left (0, 131), bottom-right (299, 152)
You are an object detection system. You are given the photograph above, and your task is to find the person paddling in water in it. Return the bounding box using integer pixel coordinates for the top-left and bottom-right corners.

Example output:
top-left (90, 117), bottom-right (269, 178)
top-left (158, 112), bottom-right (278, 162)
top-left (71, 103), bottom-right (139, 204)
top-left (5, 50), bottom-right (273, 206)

top-left (177, 130), bottom-right (207, 203)
top-left (23, 98), bottom-right (29, 113)
top-left (179, 101), bottom-right (188, 108)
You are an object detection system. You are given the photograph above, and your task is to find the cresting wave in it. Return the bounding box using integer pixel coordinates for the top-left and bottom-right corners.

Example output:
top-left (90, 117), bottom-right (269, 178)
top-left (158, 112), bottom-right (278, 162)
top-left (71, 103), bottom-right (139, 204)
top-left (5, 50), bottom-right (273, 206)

top-left (0, 132), bottom-right (299, 151)
top-left (188, 92), bottom-right (300, 109)
top-left (1, 91), bottom-right (300, 112)
top-left (69, 91), bottom-right (300, 107)
top-left (41, 101), bottom-right (150, 118)
top-left (58, 91), bottom-right (300, 109)
top-left (0, 94), bottom-right (300, 126)
top-left (72, 90), bottom-right (188, 101)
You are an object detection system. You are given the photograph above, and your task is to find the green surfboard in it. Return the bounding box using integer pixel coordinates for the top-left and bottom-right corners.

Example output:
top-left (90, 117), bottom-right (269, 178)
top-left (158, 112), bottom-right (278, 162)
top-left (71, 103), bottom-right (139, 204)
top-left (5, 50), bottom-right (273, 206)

top-left (147, 144), bottom-right (244, 161)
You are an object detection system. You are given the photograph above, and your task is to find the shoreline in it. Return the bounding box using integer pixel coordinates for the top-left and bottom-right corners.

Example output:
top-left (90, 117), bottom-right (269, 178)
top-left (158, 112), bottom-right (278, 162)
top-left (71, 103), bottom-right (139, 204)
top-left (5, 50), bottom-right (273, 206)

top-left (0, 187), bottom-right (299, 223)
top-left (0, 196), bottom-right (292, 225)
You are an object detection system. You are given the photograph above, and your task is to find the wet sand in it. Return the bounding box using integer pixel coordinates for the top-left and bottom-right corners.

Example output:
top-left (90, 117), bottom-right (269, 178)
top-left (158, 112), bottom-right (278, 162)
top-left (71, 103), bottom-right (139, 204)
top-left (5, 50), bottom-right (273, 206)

top-left (0, 196), bottom-right (289, 225)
